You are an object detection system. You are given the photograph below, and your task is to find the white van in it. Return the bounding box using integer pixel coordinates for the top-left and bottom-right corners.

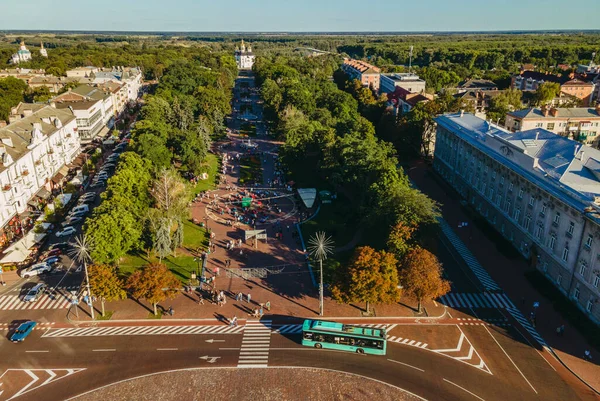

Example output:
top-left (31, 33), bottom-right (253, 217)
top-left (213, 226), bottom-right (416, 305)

top-left (71, 204), bottom-right (89, 214)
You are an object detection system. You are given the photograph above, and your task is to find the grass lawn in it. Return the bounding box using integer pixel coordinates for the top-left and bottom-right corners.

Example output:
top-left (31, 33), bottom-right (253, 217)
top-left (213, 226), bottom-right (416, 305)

top-left (300, 201), bottom-right (359, 249)
top-left (95, 311), bottom-right (114, 321)
top-left (239, 155), bottom-right (262, 185)
top-left (193, 153), bottom-right (219, 194)
top-left (119, 253), bottom-right (199, 283)
top-left (182, 219), bottom-right (208, 250)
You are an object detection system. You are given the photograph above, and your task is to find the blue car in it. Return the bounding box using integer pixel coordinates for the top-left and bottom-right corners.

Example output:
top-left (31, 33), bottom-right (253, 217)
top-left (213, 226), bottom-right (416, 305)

top-left (10, 321), bottom-right (37, 342)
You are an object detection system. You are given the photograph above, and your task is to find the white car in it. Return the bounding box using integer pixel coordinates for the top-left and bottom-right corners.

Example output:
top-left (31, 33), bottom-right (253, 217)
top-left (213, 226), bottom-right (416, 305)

top-left (56, 226), bottom-right (76, 237)
top-left (20, 263), bottom-right (52, 279)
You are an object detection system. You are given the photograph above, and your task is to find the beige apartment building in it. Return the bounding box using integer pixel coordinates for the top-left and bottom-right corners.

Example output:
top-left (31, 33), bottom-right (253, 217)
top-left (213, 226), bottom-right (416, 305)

top-left (505, 106), bottom-right (600, 147)
top-left (341, 58), bottom-right (381, 92)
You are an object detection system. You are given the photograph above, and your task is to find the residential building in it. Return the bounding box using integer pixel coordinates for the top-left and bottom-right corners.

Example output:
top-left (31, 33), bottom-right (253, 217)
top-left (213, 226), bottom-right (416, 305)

top-left (380, 73), bottom-right (426, 95)
top-left (66, 67), bottom-right (101, 78)
top-left (341, 58), bottom-right (381, 92)
top-left (235, 40), bottom-right (255, 70)
top-left (51, 92), bottom-right (105, 142)
top-left (511, 71), bottom-right (569, 92)
top-left (96, 81), bottom-right (128, 117)
top-left (39, 42), bottom-right (48, 58)
top-left (0, 106), bottom-right (79, 242)
top-left (89, 67), bottom-right (143, 102)
top-left (27, 76), bottom-right (78, 94)
top-left (505, 106), bottom-right (600, 147)
top-left (69, 85), bottom-right (115, 124)
top-left (456, 79), bottom-right (498, 93)
top-left (9, 41), bottom-right (32, 65)
top-left (560, 79), bottom-right (595, 107)
top-left (386, 86), bottom-right (432, 115)
top-left (433, 112), bottom-right (600, 324)
top-left (453, 90), bottom-right (507, 115)
top-left (0, 68), bottom-right (46, 79)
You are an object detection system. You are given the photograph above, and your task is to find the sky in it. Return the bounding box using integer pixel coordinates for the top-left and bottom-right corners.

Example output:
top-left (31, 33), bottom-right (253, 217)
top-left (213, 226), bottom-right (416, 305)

top-left (3, 0), bottom-right (599, 32)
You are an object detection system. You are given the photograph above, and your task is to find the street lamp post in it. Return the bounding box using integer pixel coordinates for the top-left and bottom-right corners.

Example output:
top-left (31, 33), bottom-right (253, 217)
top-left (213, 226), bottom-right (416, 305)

top-left (69, 235), bottom-right (95, 320)
top-left (307, 232), bottom-right (334, 317)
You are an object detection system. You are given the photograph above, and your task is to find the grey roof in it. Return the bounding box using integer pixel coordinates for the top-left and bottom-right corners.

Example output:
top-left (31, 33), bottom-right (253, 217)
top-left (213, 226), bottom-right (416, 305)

top-left (0, 106), bottom-right (75, 173)
top-left (54, 99), bottom-right (99, 111)
top-left (435, 113), bottom-right (600, 212)
top-left (458, 79), bottom-right (498, 89)
top-left (508, 107), bottom-right (600, 120)
top-left (70, 85), bottom-right (111, 101)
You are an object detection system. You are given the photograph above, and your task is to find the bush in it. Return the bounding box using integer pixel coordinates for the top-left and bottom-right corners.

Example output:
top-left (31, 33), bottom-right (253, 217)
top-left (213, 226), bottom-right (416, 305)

top-left (525, 270), bottom-right (600, 351)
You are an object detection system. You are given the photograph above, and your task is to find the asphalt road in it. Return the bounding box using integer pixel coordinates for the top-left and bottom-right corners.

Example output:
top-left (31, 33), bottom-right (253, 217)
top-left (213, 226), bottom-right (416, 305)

top-left (0, 324), bottom-right (594, 401)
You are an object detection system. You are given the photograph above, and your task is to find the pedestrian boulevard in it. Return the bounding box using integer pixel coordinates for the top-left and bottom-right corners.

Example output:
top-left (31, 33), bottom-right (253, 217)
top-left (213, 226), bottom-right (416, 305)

top-left (439, 292), bottom-right (515, 309)
top-left (237, 320), bottom-right (272, 368)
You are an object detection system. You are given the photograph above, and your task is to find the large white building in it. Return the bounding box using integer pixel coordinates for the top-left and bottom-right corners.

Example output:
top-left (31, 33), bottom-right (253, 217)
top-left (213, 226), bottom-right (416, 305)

top-left (10, 41), bottom-right (32, 65)
top-left (380, 73), bottom-right (426, 95)
top-left (0, 106), bottom-right (80, 240)
top-left (235, 40), bottom-right (255, 70)
top-left (66, 66), bottom-right (143, 102)
top-left (434, 112), bottom-right (600, 324)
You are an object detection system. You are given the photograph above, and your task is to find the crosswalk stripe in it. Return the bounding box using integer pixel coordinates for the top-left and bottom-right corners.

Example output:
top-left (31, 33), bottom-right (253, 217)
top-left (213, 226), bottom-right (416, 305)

top-left (0, 296), bottom-right (12, 309)
top-left (465, 293), bottom-right (479, 307)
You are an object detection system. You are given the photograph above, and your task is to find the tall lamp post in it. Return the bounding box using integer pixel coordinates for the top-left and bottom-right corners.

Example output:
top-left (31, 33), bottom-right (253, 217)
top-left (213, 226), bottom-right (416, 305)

top-left (308, 232), bottom-right (334, 317)
top-left (69, 235), bottom-right (94, 320)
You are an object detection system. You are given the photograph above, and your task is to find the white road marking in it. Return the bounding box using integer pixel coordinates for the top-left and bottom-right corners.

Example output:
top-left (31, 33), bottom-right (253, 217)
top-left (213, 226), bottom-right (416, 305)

top-left (156, 348), bottom-right (178, 351)
top-left (92, 349), bottom-right (116, 352)
top-left (443, 378), bottom-right (486, 401)
top-left (25, 350), bottom-right (49, 353)
top-left (387, 359), bottom-right (425, 372)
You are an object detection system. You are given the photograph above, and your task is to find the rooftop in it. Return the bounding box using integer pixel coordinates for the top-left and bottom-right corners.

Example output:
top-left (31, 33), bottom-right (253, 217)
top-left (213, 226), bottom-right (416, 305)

top-left (508, 107), bottom-right (600, 120)
top-left (382, 73), bottom-right (424, 83)
top-left (342, 58), bottom-right (380, 74)
top-left (458, 79), bottom-right (498, 89)
top-left (435, 113), bottom-right (600, 212)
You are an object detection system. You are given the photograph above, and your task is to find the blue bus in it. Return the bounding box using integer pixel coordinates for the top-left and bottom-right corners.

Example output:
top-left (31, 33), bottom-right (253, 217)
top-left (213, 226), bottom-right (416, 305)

top-left (301, 319), bottom-right (386, 355)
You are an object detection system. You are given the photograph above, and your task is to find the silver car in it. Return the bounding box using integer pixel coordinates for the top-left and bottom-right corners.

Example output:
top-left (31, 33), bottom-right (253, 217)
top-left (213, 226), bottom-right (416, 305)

top-left (23, 283), bottom-right (46, 302)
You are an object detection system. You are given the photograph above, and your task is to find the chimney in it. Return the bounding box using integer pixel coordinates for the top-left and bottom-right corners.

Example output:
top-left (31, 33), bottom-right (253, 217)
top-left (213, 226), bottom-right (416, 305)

top-left (550, 108), bottom-right (558, 117)
top-left (542, 106), bottom-right (549, 117)
top-left (460, 109), bottom-right (464, 117)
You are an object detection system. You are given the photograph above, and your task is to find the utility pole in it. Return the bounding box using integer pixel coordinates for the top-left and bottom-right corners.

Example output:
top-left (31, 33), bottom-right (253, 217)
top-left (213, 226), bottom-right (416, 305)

top-left (409, 46), bottom-right (414, 73)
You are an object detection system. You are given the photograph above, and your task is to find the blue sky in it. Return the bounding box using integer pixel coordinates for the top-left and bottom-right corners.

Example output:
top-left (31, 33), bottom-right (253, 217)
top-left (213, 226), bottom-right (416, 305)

top-left (4, 0), bottom-right (599, 31)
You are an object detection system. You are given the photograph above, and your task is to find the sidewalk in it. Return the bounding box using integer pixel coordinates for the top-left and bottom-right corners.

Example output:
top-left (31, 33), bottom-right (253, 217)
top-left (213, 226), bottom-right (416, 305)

top-left (408, 159), bottom-right (600, 392)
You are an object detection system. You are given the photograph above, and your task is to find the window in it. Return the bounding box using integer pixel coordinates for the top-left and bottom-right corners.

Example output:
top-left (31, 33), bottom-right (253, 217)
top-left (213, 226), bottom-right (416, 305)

top-left (504, 199), bottom-right (511, 213)
top-left (513, 208), bottom-right (521, 222)
top-left (586, 300), bottom-right (593, 313)
top-left (562, 246), bottom-right (569, 262)
top-left (579, 262), bottom-right (587, 276)
top-left (492, 171), bottom-right (496, 180)
top-left (529, 196), bottom-right (535, 207)
top-left (509, 182), bottom-right (514, 192)
top-left (557, 274), bottom-right (562, 285)
top-left (554, 212), bottom-right (561, 225)
top-left (500, 176), bottom-right (504, 186)
top-left (549, 235), bottom-right (556, 250)
top-left (535, 226), bottom-right (543, 239)
top-left (547, 123), bottom-right (555, 130)
top-left (542, 262), bottom-right (548, 272)
top-left (488, 188), bottom-right (494, 200)
top-left (518, 188), bottom-right (524, 199)
top-left (496, 195), bottom-right (502, 206)
top-left (568, 222), bottom-right (575, 235)
top-left (594, 275), bottom-right (600, 288)
top-left (541, 204), bottom-right (547, 216)
top-left (586, 234), bottom-right (593, 248)
top-left (524, 215), bottom-right (531, 230)
top-left (535, 122), bottom-right (543, 128)
top-left (573, 288), bottom-right (580, 300)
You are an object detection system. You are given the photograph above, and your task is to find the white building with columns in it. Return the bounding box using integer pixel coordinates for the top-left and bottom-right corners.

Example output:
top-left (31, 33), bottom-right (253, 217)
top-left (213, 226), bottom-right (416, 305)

top-left (434, 112), bottom-right (600, 325)
top-left (0, 106), bottom-right (80, 234)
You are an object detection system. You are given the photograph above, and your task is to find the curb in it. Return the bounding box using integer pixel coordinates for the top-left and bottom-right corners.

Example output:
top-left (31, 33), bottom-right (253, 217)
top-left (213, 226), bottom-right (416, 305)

top-left (544, 346), bottom-right (600, 395)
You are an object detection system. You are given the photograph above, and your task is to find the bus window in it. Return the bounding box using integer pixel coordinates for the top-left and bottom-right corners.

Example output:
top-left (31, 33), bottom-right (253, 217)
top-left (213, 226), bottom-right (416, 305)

top-left (303, 332), bottom-right (313, 340)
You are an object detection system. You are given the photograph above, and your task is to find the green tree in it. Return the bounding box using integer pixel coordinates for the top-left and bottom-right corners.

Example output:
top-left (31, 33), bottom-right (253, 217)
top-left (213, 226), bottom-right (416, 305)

top-left (171, 217), bottom-right (184, 254)
top-left (88, 264), bottom-right (127, 317)
top-left (535, 82), bottom-right (561, 106)
top-left (331, 246), bottom-right (401, 313)
top-left (400, 247), bottom-right (451, 313)
top-left (126, 263), bottom-right (180, 316)
top-left (487, 89), bottom-right (523, 124)
top-left (387, 222), bottom-right (416, 260)
top-left (154, 218), bottom-right (172, 260)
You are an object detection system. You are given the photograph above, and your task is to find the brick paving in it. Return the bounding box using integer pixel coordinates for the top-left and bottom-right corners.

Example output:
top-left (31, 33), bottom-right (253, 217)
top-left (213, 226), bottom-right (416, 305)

top-left (409, 159), bottom-right (600, 392)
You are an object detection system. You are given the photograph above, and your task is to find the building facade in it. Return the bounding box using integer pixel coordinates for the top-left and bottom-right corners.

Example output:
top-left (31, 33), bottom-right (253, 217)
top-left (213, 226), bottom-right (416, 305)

top-left (560, 79), bottom-right (595, 107)
top-left (10, 41), bottom-right (32, 65)
top-left (235, 40), bottom-right (255, 70)
top-left (341, 58), bottom-right (381, 92)
top-left (0, 106), bottom-right (79, 234)
top-left (433, 112), bottom-right (600, 324)
top-left (380, 73), bottom-right (426, 95)
top-left (505, 106), bottom-right (600, 147)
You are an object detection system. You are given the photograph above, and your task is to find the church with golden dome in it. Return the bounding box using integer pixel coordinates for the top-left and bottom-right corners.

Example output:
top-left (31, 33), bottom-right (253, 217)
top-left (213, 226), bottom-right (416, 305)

top-left (234, 40), bottom-right (255, 70)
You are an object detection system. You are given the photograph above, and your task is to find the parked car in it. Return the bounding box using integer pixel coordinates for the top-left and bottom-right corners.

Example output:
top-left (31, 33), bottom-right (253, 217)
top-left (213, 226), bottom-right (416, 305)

top-left (90, 181), bottom-right (105, 189)
top-left (56, 226), bottom-right (76, 237)
top-left (78, 197), bottom-right (95, 205)
top-left (43, 256), bottom-right (60, 265)
top-left (10, 321), bottom-right (37, 342)
top-left (80, 192), bottom-right (96, 200)
top-left (47, 247), bottom-right (64, 256)
top-left (63, 216), bottom-right (84, 226)
top-left (72, 204), bottom-right (90, 214)
top-left (68, 209), bottom-right (88, 219)
top-left (20, 263), bottom-right (52, 278)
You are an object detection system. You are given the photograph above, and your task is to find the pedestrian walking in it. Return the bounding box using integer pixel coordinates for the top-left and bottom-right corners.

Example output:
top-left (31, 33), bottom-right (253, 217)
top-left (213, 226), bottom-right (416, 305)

top-left (259, 305), bottom-right (264, 318)
top-left (265, 300), bottom-right (271, 311)
top-left (214, 267), bottom-right (220, 276)
top-left (198, 295), bottom-right (204, 305)
top-left (238, 238), bottom-right (242, 246)
top-left (168, 306), bottom-right (174, 316)
top-left (584, 350), bottom-right (593, 362)
top-left (236, 292), bottom-right (243, 302)
top-left (240, 249), bottom-right (243, 257)
top-left (230, 316), bottom-right (238, 326)
top-left (247, 293), bottom-right (252, 303)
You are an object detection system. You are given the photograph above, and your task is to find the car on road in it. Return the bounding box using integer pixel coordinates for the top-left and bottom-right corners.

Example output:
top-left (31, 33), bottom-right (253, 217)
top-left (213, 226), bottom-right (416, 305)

top-left (19, 263), bottom-right (52, 278)
top-left (23, 283), bottom-right (47, 302)
top-left (10, 321), bottom-right (37, 342)
top-left (56, 226), bottom-right (76, 237)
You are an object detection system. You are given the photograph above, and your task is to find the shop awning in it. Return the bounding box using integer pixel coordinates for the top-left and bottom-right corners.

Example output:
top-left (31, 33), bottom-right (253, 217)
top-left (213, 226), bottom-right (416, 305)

top-left (51, 165), bottom-right (70, 184)
top-left (69, 170), bottom-right (86, 186)
top-left (0, 248), bottom-right (30, 264)
top-left (35, 187), bottom-right (51, 200)
top-left (0, 230), bottom-right (47, 264)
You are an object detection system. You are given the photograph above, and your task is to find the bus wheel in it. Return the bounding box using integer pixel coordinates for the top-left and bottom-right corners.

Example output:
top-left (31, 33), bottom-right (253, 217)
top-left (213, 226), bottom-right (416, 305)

top-left (315, 343), bottom-right (322, 349)
top-left (356, 348), bottom-right (364, 354)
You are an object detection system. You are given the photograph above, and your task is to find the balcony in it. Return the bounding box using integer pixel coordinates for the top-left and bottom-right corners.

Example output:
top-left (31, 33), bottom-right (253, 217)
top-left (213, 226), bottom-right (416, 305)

top-left (2, 184), bottom-right (12, 192)
top-left (22, 170), bottom-right (29, 176)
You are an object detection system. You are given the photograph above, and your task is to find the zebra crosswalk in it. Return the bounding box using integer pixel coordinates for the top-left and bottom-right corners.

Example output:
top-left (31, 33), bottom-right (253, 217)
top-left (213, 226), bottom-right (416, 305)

top-left (439, 219), bottom-right (501, 291)
top-left (439, 292), bottom-right (515, 309)
top-left (42, 324), bottom-right (244, 338)
top-left (0, 292), bottom-right (72, 311)
top-left (7, 285), bottom-right (80, 293)
top-left (238, 320), bottom-right (272, 368)
top-left (506, 307), bottom-right (547, 347)
top-left (387, 336), bottom-right (428, 348)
